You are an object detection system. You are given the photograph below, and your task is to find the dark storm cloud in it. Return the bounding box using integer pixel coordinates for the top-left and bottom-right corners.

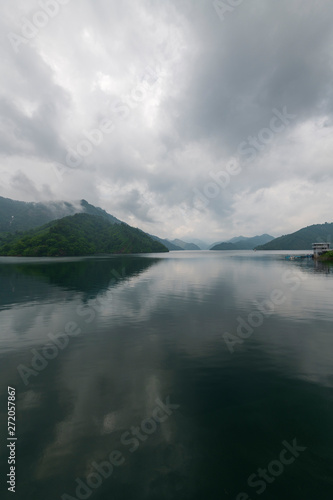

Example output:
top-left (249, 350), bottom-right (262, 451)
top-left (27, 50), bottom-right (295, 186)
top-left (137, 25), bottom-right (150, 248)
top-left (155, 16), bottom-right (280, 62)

top-left (0, 40), bottom-right (71, 161)
top-left (116, 189), bottom-right (157, 224)
top-left (10, 171), bottom-right (53, 201)
top-left (166, 0), bottom-right (333, 152)
top-left (1, 0), bottom-right (333, 239)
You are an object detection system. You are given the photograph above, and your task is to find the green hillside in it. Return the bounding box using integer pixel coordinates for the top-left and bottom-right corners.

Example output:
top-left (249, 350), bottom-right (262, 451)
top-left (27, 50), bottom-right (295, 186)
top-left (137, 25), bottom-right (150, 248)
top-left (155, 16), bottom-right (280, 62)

top-left (0, 213), bottom-right (168, 257)
top-left (255, 223), bottom-right (333, 250)
top-left (0, 196), bottom-right (121, 236)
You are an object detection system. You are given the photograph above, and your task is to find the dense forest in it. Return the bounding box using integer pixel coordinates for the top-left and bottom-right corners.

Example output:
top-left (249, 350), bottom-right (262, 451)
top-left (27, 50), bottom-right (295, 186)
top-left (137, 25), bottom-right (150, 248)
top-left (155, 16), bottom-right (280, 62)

top-left (0, 213), bottom-right (168, 256)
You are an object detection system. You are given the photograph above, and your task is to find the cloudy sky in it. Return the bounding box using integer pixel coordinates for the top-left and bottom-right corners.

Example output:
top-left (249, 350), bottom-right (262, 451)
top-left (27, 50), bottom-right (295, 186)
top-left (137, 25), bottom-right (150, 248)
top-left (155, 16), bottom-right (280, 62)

top-left (1, 0), bottom-right (333, 241)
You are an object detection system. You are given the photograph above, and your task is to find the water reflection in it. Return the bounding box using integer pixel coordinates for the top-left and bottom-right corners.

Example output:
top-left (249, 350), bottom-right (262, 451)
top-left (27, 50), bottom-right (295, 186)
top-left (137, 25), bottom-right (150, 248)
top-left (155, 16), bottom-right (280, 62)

top-left (0, 256), bottom-right (161, 305)
top-left (0, 252), bottom-right (332, 499)
top-left (313, 259), bottom-right (333, 274)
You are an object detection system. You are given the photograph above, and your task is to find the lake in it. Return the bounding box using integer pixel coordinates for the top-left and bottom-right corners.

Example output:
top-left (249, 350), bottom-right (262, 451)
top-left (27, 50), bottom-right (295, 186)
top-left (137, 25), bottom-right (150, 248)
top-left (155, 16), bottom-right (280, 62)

top-left (0, 251), bottom-right (333, 499)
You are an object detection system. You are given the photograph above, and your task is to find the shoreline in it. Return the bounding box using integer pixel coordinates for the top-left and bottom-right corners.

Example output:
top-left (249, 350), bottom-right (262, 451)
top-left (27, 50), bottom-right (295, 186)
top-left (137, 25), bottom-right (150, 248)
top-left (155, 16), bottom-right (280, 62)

top-left (317, 251), bottom-right (333, 262)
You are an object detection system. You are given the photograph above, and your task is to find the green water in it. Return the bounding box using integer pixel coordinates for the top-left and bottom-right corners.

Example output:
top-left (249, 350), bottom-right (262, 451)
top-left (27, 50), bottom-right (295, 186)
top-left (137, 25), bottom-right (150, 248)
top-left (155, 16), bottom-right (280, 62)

top-left (0, 251), bottom-right (332, 499)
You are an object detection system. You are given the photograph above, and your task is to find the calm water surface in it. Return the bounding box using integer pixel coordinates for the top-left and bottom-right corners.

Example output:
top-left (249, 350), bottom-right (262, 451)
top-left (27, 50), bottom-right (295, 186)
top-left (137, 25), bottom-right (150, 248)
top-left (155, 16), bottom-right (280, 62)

top-left (0, 251), bottom-right (333, 499)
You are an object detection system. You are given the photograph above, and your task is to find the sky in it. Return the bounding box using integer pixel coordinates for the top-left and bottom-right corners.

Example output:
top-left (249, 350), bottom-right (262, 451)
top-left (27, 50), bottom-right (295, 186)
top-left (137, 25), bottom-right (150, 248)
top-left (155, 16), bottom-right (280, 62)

top-left (1, 0), bottom-right (333, 242)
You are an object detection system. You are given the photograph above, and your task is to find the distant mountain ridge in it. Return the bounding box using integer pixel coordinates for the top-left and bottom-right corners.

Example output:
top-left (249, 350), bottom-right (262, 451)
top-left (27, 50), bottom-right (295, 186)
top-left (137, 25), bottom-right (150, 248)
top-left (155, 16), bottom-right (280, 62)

top-left (2, 196), bottom-right (331, 253)
top-left (149, 235), bottom-right (183, 251)
top-left (211, 234), bottom-right (274, 251)
top-left (210, 242), bottom-right (237, 251)
top-left (188, 238), bottom-right (211, 250)
top-left (169, 239), bottom-right (201, 250)
top-left (255, 223), bottom-right (333, 250)
top-left (227, 236), bottom-right (248, 244)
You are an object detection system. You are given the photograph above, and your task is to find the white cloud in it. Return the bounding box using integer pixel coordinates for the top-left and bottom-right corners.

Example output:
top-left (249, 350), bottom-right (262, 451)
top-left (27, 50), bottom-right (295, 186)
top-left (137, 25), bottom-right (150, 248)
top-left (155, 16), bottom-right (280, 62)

top-left (1, 0), bottom-right (333, 241)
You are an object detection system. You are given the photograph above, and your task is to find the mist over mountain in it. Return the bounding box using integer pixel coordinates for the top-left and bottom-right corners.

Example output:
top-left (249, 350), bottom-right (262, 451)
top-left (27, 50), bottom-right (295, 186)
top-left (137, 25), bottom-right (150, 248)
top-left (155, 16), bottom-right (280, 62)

top-left (0, 196), bottom-right (201, 251)
top-left (189, 238), bottom-right (212, 250)
top-left (0, 196), bottom-right (121, 235)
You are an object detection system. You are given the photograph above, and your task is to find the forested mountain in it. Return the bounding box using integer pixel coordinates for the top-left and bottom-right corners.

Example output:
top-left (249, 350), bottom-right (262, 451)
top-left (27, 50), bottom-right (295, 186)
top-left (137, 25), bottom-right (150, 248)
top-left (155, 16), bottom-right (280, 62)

top-left (255, 223), bottom-right (333, 250)
top-left (0, 214), bottom-right (168, 256)
top-left (211, 234), bottom-right (274, 250)
top-left (0, 197), bottom-right (121, 235)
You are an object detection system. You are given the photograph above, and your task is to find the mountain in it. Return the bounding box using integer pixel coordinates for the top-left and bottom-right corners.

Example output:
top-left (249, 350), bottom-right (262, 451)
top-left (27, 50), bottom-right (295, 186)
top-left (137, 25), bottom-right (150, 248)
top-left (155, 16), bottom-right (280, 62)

top-left (209, 236), bottom-right (248, 248)
top-left (255, 223), bottom-right (333, 250)
top-left (211, 234), bottom-right (274, 251)
top-left (232, 234), bottom-right (274, 249)
top-left (0, 196), bottom-right (179, 252)
top-left (211, 242), bottom-right (237, 250)
top-left (0, 213), bottom-right (168, 257)
top-left (0, 196), bottom-right (121, 235)
top-left (189, 238), bottom-right (211, 250)
top-left (170, 238), bottom-right (201, 250)
top-left (149, 235), bottom-right (183, 251)
top-left (227, 235), bottom-right (248, 244)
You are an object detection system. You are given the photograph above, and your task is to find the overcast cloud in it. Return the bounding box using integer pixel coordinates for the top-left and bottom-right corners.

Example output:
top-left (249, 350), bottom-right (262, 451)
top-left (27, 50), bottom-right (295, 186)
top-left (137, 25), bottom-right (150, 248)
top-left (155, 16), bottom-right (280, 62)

top-left (1, 0), bottom-right (333, 241)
